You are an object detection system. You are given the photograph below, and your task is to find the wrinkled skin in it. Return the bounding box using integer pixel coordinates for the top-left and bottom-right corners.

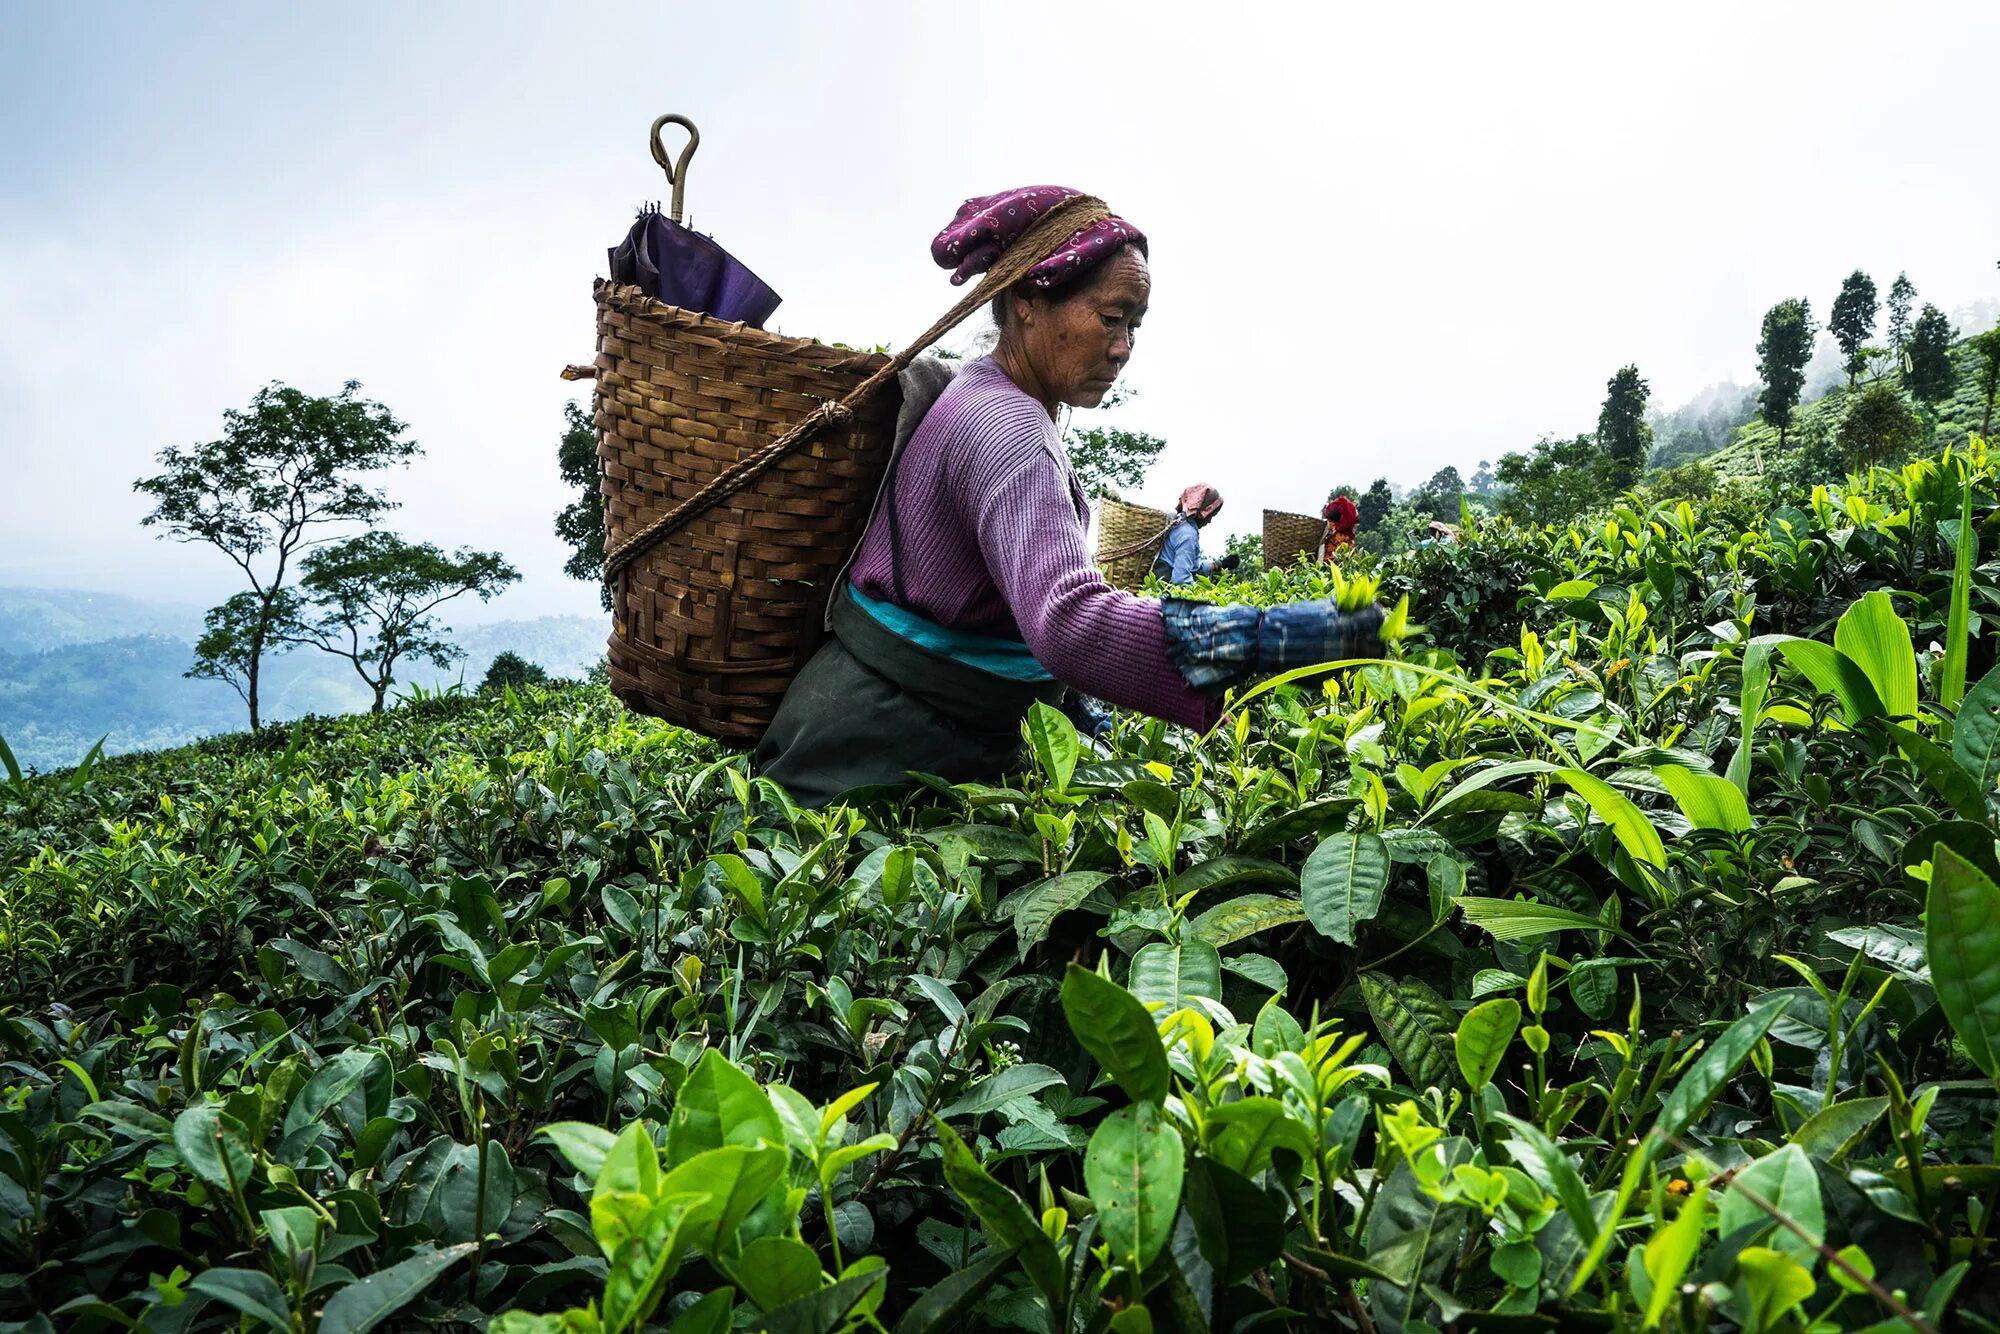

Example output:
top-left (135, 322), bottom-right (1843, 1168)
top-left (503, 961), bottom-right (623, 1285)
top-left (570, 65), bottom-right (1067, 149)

top-left (992, 247), bottom-right (1149, 415)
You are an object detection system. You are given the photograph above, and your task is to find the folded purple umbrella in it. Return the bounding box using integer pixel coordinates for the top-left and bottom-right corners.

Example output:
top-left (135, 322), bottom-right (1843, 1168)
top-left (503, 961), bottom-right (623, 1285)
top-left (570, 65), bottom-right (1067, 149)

top-left (607, 115), bottom-right (782, 328)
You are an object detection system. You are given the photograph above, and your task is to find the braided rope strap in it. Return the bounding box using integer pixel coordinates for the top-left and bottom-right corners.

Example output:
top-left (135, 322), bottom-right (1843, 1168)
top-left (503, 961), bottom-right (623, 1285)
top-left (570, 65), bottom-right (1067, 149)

top-left (1098, 518), bottom-right (1181, 563)
top-left (601, 194), bottom-right (1113, 584)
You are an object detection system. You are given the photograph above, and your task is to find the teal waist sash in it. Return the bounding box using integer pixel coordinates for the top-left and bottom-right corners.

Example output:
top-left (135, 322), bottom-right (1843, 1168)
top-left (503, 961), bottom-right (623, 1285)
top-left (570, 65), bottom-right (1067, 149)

top-left (847, 587), bottom-right (1054, 682)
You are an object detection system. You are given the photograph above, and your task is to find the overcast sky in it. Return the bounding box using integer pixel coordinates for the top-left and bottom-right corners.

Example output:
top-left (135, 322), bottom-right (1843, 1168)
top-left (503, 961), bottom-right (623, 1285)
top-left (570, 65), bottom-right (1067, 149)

top-left (4, 1), bottom-right (1997, 624)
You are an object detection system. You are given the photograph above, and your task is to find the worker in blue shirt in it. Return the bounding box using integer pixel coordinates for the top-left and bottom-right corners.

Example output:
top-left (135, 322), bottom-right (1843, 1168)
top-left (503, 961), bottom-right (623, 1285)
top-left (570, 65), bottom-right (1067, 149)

top-left (1153, 483), bottom-right (1239, 584)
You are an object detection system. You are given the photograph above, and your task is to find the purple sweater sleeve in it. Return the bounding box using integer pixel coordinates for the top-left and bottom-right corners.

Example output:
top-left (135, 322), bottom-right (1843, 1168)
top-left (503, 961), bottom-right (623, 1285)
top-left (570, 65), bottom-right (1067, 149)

top-left (950, 400), bottom-right (1223, 731)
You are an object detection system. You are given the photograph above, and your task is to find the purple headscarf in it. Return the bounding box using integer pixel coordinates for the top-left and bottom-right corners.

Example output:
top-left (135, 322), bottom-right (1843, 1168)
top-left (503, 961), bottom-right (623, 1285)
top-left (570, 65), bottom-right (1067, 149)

top-left (932, 185), bottom-right (1147, 290)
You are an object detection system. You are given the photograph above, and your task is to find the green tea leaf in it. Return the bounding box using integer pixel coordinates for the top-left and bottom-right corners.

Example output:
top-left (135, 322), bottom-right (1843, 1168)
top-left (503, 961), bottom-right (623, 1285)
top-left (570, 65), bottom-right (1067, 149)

top-left (889, 1245), bottom-right (1017, 1334)
top-left (1455, 896), bottom-right (1634, 942)
top-left (667, 1050), bottom-right (783, 1164)
top-left (1953, 662), bottom-right (2000, 792)
top-left (936, 1064), bottom-right (1068, 1121)
top-left (1128, 939), bottom-right (1223, 1012)
top-left (1024, 700), bottom-right (1080, 792)
top-left (1201, 1096), bottom-right (1314, 1178)
top-left (188, 1268), bottom-right (293, 1330)
top-left (1835, 589), bottom-right (1918, 721)
top-left (1455, 998), bottom-right (1521, 1092)
top-left (1301, 831), bottom-right (1391, 945)
top-left (1011, 872), bottom-right (1112, 959)
top-left (1718, 1144), bottom-right (1822, 1262)
top-left (1186, 893), bottom-right (1306, 947)
top-left (173, 1102), bottom-right (254, 1193)
top-left (1061, 964), bottom-right (1170, 1104)
top-left (318, 1243), bottom-right (477, 1334)
top-left (1167, 854), bottom-right (1296, 900)
top-left (1790, 1097), bottom-right (1888, 1164)
top-left (1642, 1181), bottom-right (1709, 1328)
top-left (1654, 1000), bottom-right (1789, 1144)
top-left (1927, 847), bottom-right (2000, 1077)
top-left (1654, 765), bottom-right (1751, 833)
top-left (933, 1120), bottom-right (1065, 1308)
top-left (1084, 1102), bottom-right (1185, 1275)
top-left (1359, 972), bottom-right (1456, 1091)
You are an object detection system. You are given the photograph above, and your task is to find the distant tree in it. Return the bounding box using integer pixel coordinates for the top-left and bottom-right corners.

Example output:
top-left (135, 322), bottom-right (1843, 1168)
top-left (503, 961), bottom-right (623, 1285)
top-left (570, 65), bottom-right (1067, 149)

top-left (1835, 383), bottom-right (1925, 470)
top-left (1221, 531), bottom-right (1264, 576)
top-left (1597, 365), bottom-right (1653, 488)
top-left (1756, 299), bottom-right (1817, 452)
top-left (554, 401), bottom-right (610, 612)
top-left (1828, 270), bottom-right (1879, 388)
top-left (1495, 434), bottom-right (1615, 525)
top-left (136, 381), bottom-right (417, 730)
top-left (1358, 478), bottom-right (1395, 533)
top-left (1905, 304), bottom-right (1958, 405)
top-left (481, 651), bottom-right (550, 694)
top-left (1415, 466), bottom-right (1465, 520)
top-left (1886, 272), bottom-right (1917, 355)
top-left (1468, 460), bottom-right (1499, 498)
top-left (1968, 326), bottom-right (2000, 438)
top-left (1054, 381), bottom-right (1167, 497)
top-left (279, 531), bottom-right (520, 713)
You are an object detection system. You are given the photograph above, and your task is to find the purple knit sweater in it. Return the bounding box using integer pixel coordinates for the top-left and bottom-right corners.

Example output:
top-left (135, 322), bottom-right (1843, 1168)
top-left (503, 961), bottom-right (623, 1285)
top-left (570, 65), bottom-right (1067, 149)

top-left (849, 358), bottom-right (1220, 730)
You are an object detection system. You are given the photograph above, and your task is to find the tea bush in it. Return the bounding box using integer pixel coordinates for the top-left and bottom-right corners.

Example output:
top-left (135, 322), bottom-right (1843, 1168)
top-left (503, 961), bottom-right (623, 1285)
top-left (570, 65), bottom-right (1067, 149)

top-left (5, 448), bottom-right (2000, 1331)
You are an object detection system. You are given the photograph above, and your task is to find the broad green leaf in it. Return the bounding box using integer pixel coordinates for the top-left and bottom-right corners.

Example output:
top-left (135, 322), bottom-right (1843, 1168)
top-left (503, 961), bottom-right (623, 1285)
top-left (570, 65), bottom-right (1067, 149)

top-left (1881, 721), bottom-right (1989, 821)
top-left (1790, 1097), bottom-right (1888, 1164)
top-left (659, 1144), bottom-right (788, 1259)
top-left (1201, 1097), bottom-right (1314, 1178)
top-left (318, 1243), bottom-right (477, 1334)
top-left (731, 1236), bottom-right (824, 1314)
top-left (1365, 1137), bottom-right (1473, 1331)
top-left (889, 1244), bottom-right (1017, 1334)
top-left (82, 1100), bottom-right (172, 1141)
top-left (1557, 768), bottom-right (1666, 869)
top-left (1186, 1158), bottom-right (1287, 1286)
top-left (742, 1266), bottom-right (888, 1334)
top-left (1718, 1144), bottom-right (1822, 1262)
top-left (1771, 638), bottom-right (1885, 725)
top-left (1734, 1246), bottom-right (1817, 1330)
top-left (1024, 700), bottom-right (1080, 792)
top-left (933, 1120), bottom-right (1065, 1308)
top-left (667, 1050), bottom-right (783, 1164)
top-left (188, 1269), bottom-right (293, 1330)
top-left (1835, 590), bottom-right (1918, 720)
top-left (1654, 765), bottom-right (1751, 833)
top-left (1454, 896), bottom-right (1634, 942)
top-left (1238, 796), bottom-right (1359, 852)
top-left (595, 1122), bottom-right (661, 1203)
top-left (936, 1064), bottom-right (1068, 1121)
top-left (1826, 925), bottom-right (1929, 983)
top-left (539, 1122), bottom-right (617, 1182)
top-left (1061, 964), bottom-right (1170, 1104)
top-left (1301, 831), bottom-right (1391, 945)
top-left (1455, 998), bottom-right (1521, 1092)
top-left (1084, 1102), bottom-right (1185, 1275)
top-left (1954, 662), bottom-right (2000, 792)
top-left (1642, 1181), bottom-right (1708, 1328)
top-left (1943, 480), bottom-right (1976, 710)
top-left (1496, 1113), bottom-right (1598, 1246)
top-left (1128, 939), bottom-right (1222, 1012)
top-left (1186, 893), bottom-right (1305, 947)
top-left (1654, 1000), bottom-right (1789, 1145)
top-left (1011, 872), bottom-right (1111, 959)
top-left (1359, 973), bottom-right (1456, 1091)
top-left (1927, 847), bottom-right (2000, 1077)
top-left (173, 1102), bottom-right (255, 1193)
top-left (1728, 638), bottom-right (1773, 794)
top-left (1166, 855), bottom-right (1296, 900)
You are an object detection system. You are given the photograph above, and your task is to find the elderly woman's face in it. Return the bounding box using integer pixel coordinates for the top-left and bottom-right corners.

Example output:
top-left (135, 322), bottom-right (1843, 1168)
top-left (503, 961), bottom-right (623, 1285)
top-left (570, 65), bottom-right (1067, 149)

top-left (1010, 248), bottom-right (1149, 409)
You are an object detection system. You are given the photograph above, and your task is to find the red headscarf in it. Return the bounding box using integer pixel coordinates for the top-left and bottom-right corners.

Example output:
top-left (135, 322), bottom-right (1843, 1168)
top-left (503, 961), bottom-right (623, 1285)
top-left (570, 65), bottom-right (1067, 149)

top-left (1324, 494), bottom-right (1359, 534)
top-left (1178, 484), bottom-right (1224, 523)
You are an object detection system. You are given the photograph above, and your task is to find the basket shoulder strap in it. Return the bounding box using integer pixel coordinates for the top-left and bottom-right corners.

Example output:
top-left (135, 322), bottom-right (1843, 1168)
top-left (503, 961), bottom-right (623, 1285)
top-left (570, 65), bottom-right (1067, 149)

top-left (602, 195), bottom-right (1113, 583)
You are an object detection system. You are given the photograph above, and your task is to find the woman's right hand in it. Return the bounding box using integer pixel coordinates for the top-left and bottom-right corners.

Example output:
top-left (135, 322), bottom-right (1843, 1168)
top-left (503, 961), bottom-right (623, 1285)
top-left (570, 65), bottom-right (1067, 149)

top-left (1252, 599), bottom-right (1387, 672)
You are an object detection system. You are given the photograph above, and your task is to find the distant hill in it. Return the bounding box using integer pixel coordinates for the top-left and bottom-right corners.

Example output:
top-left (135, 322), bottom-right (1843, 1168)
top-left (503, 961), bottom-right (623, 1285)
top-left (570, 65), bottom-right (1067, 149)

top-left (0, 588), bottom-right (610, 771)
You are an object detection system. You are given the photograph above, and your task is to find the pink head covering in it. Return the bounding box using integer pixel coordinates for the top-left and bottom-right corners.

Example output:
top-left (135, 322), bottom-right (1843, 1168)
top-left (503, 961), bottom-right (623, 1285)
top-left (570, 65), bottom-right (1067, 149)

top-left (931, 185), bottom-right (1147, 290)
top-left (1178, 484), bottom-right (1224, 523)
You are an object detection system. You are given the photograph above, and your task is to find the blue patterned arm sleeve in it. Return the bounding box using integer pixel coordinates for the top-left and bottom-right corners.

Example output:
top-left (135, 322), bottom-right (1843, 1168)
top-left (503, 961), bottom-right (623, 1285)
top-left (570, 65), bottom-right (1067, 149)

top-left (1160, 598), bottom-right (1386, 692)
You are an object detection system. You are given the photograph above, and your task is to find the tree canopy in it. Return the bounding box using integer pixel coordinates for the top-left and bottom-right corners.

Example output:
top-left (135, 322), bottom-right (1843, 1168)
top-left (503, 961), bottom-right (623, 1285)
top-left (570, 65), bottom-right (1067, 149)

top-left (1597, 364), bottom-right (1653, 488)
top-left (1756, 299), bottom-right (1816, 449)
top-left (1828, 270), bottom-right (1878, 387)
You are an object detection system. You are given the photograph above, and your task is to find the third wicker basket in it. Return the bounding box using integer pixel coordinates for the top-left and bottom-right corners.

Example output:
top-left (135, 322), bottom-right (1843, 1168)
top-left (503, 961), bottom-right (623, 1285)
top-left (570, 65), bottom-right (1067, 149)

top-left (1096, 495), bottom-right (1175, 591)
top-left (1263, 509), bottom-right (1326, 570)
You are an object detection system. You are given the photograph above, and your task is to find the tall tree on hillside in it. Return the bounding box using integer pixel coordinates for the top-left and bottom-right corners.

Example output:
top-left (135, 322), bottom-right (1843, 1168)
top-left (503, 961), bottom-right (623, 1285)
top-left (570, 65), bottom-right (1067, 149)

top-left (1597, 364), bottom-right (1653, 488)
top-left (1905, 303), bottom-right (1958, 406)
top-left (1415, 466), bottom-right (1465, 520)
top-left (1495, 434), bottom-right (1614, 525)
top-left (1358, 478), bottom-right (1395, 534)
top-left (1829, 270), bottom-right (1879, 388)
top-left (1968, 327), bottom-right (2000, 438)
top-left (554, 400), bottom-right (610, 612)
top-left (1756, 299), bottom-right (1816, 453)
top-left (1835, 383), bottom-right (1924, 470)
top-left (1886, 272), bottom-right (1917, 356)
top-left (278, 531), bottom-right (519, 713)
top-left (1468, 460), bottom-right (1498, 498)
top-left (135, 381), bottom-right (417, 730)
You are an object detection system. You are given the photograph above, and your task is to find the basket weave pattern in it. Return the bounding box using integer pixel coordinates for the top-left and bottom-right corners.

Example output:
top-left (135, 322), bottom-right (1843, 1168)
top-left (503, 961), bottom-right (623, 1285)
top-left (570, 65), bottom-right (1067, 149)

top-left (594, 281), bottom-right (898, 744)
top-left (1096, 496), bottom-right (1173, 591)
top-left (1263, 509), bottom-right (1325, 571)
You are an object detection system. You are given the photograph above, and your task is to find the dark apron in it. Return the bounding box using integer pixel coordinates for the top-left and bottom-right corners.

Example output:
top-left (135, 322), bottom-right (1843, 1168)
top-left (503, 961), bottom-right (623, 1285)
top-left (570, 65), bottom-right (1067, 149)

top-left (754, 586), bottom-right (1063, 807)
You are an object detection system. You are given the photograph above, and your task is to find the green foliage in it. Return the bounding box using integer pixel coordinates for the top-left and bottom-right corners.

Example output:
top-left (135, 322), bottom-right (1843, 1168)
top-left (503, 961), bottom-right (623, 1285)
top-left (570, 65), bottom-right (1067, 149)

top-left (1907, 303), bottom-right (1958, 404)
top-left (483, 650), bottom-right (552, 694)
top-left (1835, 382), bottom-right (1925, 470)
top-left (15, 442), bottom-right (2000, 1329)
top-left (135, 381), bottom-right (419, 730)
top-left (1830, 269), bottom-right (1879, 387)
top-left (1757, 298), bottom-right (1816, 448)
top-left (1886, 272), bottom-right (1917, 353)
top-left (1495, 432), bottom-right (1615, 525)
top-left (555, 399), bottom-right (611, 612)
top-left (1598, 364), bottom-right (1653, 489)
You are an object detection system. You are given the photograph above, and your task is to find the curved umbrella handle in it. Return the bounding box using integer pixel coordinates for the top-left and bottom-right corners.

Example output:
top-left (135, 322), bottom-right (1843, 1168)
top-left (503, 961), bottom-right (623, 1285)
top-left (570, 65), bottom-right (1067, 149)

top-left (649, 114), bottom-right (700, 223)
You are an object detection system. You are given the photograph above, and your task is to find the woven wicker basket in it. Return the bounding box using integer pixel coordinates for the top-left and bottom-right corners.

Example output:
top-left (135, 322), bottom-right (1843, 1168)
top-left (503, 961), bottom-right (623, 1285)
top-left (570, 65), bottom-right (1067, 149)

top-left (1096, 496), bottom-right (1174, 591)
top-left (587, 152), bottom-right (1120, 747)
top-left (1263, 509), bottom-right (1326, 570)
top-left (595, 281), bottom-right (900, 743)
